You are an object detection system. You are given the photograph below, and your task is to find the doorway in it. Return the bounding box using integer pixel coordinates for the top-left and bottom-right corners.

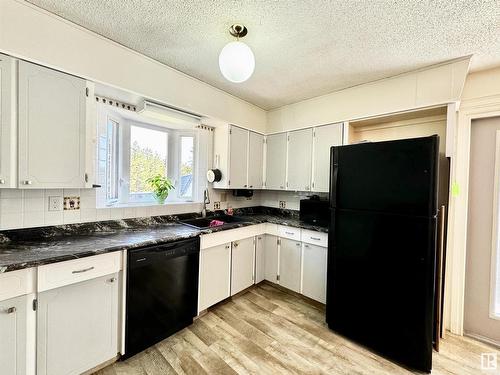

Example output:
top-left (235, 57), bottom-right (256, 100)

top-left (464, 116), bottom-right (500, 346)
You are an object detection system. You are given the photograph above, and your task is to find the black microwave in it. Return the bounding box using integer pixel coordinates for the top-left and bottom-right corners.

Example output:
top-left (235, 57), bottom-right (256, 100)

top-left (299, 198), bottom-right (330, 227)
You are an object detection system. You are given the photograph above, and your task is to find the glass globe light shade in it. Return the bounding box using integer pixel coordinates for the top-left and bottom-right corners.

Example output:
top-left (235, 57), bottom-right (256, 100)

top-left (219, 41), bottom-right (255, 83)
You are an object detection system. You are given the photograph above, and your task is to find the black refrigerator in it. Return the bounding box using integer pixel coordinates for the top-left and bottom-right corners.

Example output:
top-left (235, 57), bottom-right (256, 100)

top-left (327, 135), bottom-right (439, 373)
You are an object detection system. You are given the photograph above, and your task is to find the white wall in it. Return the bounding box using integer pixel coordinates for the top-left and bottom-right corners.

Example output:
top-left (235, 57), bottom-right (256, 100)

top-left (267, 58), bottom-right (470, 133)
top-left (0, 0), bottom-right (266, 133)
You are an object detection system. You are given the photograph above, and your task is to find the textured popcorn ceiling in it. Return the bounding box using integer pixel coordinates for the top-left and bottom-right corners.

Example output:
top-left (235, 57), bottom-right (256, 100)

top-left (28, 0), bottom-right (500, 110)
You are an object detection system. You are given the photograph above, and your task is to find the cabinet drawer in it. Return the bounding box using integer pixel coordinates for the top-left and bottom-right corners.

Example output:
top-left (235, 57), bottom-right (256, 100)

top-left (301, 230), bottom-right (328, 247)
top-left (0, 268), bottom-right (36, 302)
top-left (278, 225), bottom-right (301, 241)
top-left (37, 252), bottom-right (122, 292)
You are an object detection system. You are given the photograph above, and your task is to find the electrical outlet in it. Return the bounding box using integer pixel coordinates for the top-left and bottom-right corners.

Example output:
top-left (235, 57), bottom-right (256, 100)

top-left (48, 196), bottom-right (63, 211)
top-left (279, 200), bottom-right (286, 208)
top-left (213, 201), bottom-right (221, 210)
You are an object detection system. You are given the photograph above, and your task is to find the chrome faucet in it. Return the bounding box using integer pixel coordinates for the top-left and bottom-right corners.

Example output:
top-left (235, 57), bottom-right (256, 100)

top-left (202, 188), bottom-right (210, 218)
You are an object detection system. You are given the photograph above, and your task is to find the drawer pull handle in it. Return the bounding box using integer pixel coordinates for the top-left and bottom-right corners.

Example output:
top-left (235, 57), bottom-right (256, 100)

top-left (0, 179), bottom-right (5, 184)
top-left (22, 180), bottom-right (32, 185)
top-left (72, 266), bottom-right (94, 274)
top-left (6, 307), bottom-right (16, 314)
top-left (311, 237), bottom-right (321, 241)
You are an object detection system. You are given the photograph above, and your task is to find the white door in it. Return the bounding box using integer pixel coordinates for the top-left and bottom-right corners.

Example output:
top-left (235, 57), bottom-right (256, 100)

top-left (279, 238), bottom-right (302, 292)
top-left (0, 294), bottom-right (33, 375)
top-left (287, 128), bottom-right (313, 191)
top-left (312, 123), bottom-right (343, 192)
top-left (255, 235), bottom-right (265, 283)
top-left (0, 54), bottom-right (16, 188)
top-left (37, 274), bottom-right (119, 375)
top-left (18, 61), bottom-right (87, 188)
top-left (264, 235), bottom-right (279, 283)
top-left (231, 237), bottom-right (255, 295)
top-left (265, 133), bottom-right (287, 190)
top-left (229, 126), bottom-right (249, 188)
top-left (199, 243), bottom-right (231, 311)
top-left (302, 244), bottom-right (328, 303)
top-left (248, 131), bottom-right (264, 189)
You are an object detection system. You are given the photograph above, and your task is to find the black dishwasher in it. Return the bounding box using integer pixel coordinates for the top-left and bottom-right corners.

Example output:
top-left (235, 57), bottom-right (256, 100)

top-left (124, 236), bottom-right (200, 358)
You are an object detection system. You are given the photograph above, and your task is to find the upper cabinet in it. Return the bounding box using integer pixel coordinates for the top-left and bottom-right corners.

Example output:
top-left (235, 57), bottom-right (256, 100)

top-left (287, 128), bottom-right (313, 191)
top-left (0, 54), bottom-right (17, 188)
top-left (265, 133), bottom-right (287, 190)
top-left (311, 123), bottom-right (343, 192)
top-left (213, 124), bottom-right (264, 189)
top-left (18, 61), bottom-right (88, 188)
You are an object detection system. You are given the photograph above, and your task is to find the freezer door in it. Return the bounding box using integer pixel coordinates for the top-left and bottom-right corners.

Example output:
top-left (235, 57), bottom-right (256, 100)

top-left (330, 135), bottom-right (439, 216)
top-left (326, 208), bottom-right (437, 372)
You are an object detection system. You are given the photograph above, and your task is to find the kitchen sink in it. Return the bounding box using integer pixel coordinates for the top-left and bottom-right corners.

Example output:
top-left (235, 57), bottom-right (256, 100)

top-left (179, 215), bottom-right (246, 229)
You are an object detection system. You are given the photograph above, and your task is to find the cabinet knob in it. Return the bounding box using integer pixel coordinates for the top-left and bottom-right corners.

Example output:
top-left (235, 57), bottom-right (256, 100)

top-left (233, 242), bottom-right (239, 247)
top-left (305, 186), bottom-right (309, 190)
top-left (22, 180), bottom-right (32, 185)
top-left (249, 185), bottom-right (253, 188)
top-left (296, 243), bottom-right (301, 246)
top-left (107, 277), bottom-right (117, 283)
top-left (225, 245), bottom-right (230, 249)
top-left (280, 185), bottom-right (284, 189)
top-left (0, 179), bottom-right (5, 184)
top-left (243, 184), bottom-right (247, 188)
top-left (6, 307), bottom-right (16, 314)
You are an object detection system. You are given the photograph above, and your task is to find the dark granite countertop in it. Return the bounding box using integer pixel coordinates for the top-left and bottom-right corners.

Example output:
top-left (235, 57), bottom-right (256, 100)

top-left (0, 206), bottom-right (328, 273)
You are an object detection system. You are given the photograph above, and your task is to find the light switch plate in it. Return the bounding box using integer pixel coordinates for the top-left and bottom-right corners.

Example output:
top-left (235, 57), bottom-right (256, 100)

top-left (48, 196), bottom-right (63, 211)
top-left (279, 201), bottom-right (286, 208)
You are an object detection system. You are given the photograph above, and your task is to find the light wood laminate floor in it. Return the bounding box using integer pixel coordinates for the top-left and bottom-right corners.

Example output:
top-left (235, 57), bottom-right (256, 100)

top-left (96, 282), bottom-right (499, 375)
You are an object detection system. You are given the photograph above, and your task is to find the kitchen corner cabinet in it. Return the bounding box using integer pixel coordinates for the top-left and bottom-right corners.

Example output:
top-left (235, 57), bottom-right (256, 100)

top-left (198, 243), bottom-right (231, 312)
top-left (248, 131), bottom-right (264, 189)
top-left (302, 243), bottom-right (328, 303)
top-left (265, 133), bottom-right (287, 190)
top-left (37, 273), bottom-right (119, 375)
top-left (311, 123), bottom-right (343, 192)
top-left (18, 61), bottom-right (88, 188)
top-left (287, 128), bottom-right (313, 191)
top-left (264, 234), bottom-right (279, 283)
top-left (279, 238), bottom-right (302, 293)
top-left (0, 54), bottom-right (17, 188)
top-left (231, 237), bottom-right (255, 295)
top-left (0, 294), bottom-right (35, 375)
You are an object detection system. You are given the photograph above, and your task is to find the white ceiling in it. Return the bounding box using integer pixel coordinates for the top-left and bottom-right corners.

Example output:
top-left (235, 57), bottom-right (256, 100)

top-left (27, 0), bottom-right (500, 110)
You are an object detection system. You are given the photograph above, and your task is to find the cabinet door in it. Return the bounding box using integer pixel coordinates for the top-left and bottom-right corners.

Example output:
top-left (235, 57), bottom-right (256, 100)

top-left (265, 133), bottom-right (287, 190)
top-left (248, 131), bottom-right (264, 189)
top-left (312, 123), bottom-right (343, 192)
top-left (302, 244), bottom-right (328, 303)
top-left (0, 54), bottom-right (16, 188)
top-left (0, 294), bottom-right (33, 375)
top-left (255, 235), bottom-right (265, 283)
top-left (231, 237), bottom-right (255, 295)
top-left (287, 128), bottom-right (313, 191)
top-left (229, 126), bottom-right (249, 188)
top-left (264, 234), bottom-right (279, 283)
top-left (199, 243), bottom-right (231, 311)
top-left (37, 274), bottom-right (119, 375)
top-left (18, 61), bottom-right (87, 188)
top-left (279, 238), bottom-right (302, 293)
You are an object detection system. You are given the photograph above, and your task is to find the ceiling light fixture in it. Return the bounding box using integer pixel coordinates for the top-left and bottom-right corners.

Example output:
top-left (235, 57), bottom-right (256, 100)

top-left (219, 24), bottom-right (255, 83)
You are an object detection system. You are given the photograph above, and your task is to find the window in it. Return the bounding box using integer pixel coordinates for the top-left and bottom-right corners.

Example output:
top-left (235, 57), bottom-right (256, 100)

top-left (106, 119), bottom-right (119, 203)
top-left (179, 136), bottom-right (194, 199)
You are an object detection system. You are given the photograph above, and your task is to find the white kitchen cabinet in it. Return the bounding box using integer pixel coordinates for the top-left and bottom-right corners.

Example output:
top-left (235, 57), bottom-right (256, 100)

top-left (231, 237), bottom-right (255, 295)
top-left (199, 243), bottom-right (231, 311)
top-left (18, 60), bottom-right (88, 188)
top-left (0, 294), bottom-right (35, 375)
top-left (228, 125), bottom-right (249, 188)
top-left (248, 131), bottom-right (264, 189)
top-left (287, 128), bottom-right (313, 191)
top-left (279, 238), bottom-right (302, 292)
top-left (37, 273), bottom-right (119, 375)
top-left (311, 123), bottom-right (343, 192)
top-left (302, 243), bottom-right (328, 303)
top-left (0, 54), bottom-right (17, 188)
top-left (254, 235), bottom-right (265, 283)
top-left (265, 133), bottom-right (287, 190)
top-left (264, 235), bottom-right (279, 283)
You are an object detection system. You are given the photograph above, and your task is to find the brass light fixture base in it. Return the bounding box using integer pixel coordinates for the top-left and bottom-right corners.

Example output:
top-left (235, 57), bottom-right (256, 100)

top-left (229, 24), bottom-right (248, 38)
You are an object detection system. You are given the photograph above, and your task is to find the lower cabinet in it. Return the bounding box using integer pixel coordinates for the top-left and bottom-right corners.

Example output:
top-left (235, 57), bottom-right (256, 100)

top-left (279, 238), bottom-right (302, 293)
top-left (302, 244), bottom-right (328, 303)
top-left (231, 237), bottom-right (255, 295)
top-left (37, 273), bottom-right (119, 375)
top-left (264, 235), bottom-right (279, 283)
top-left (254, 235), bottom-right (265, 283)
top-left (0, 294), bottom-right (35, 375)
top-left (198, 243), bottom-right (231, 312)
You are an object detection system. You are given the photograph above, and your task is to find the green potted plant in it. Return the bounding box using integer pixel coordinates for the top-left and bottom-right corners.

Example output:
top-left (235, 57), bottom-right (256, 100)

top-left (146, 174), bottom-right (175, 204)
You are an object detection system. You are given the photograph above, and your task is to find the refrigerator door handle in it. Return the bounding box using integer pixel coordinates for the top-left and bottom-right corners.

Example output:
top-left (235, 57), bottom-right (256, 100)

top-left (330, 147), bottom-right (338, 207)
